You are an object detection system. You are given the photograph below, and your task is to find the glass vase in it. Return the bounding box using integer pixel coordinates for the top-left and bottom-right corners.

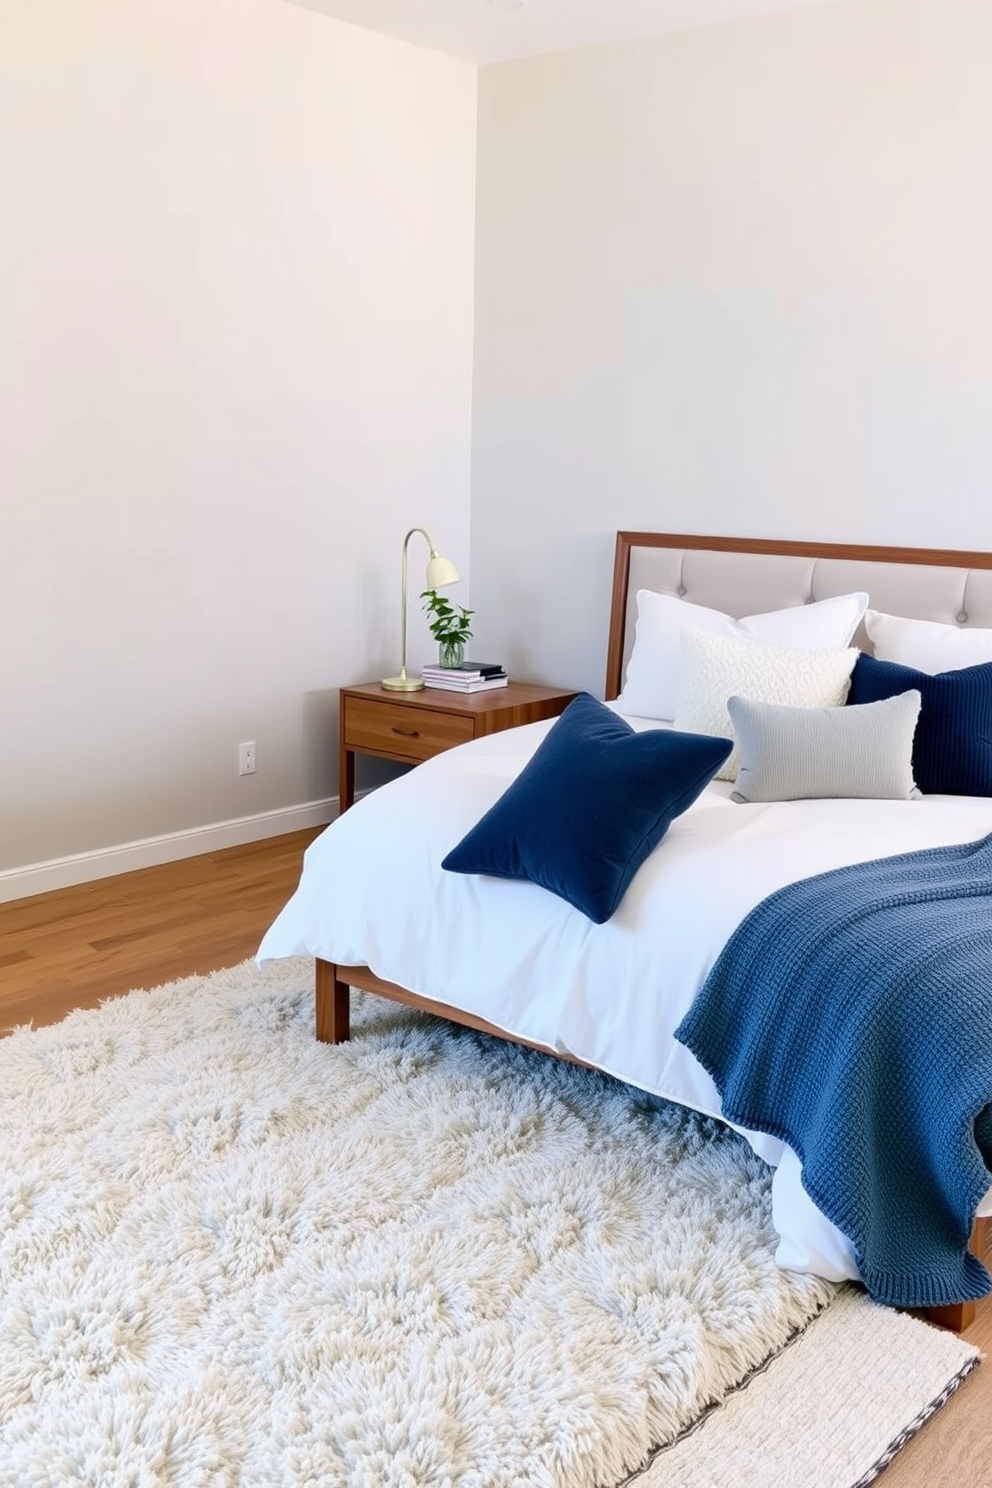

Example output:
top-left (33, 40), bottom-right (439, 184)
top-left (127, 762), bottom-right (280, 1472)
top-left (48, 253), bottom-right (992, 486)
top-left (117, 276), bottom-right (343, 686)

top-left (438, 639), bottom-right (465, 669)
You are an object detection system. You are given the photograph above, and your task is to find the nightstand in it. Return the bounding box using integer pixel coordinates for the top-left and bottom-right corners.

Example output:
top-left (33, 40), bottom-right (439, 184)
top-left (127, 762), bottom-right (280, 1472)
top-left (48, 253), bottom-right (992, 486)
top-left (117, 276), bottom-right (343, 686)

top-left (338, 681), bottom-right (579, 813)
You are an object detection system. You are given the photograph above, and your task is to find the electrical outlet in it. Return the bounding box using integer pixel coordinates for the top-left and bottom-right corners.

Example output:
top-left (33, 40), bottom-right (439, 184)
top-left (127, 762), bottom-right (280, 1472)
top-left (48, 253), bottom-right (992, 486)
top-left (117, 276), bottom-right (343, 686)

top-left (239, 741), bottom-right (256, 776)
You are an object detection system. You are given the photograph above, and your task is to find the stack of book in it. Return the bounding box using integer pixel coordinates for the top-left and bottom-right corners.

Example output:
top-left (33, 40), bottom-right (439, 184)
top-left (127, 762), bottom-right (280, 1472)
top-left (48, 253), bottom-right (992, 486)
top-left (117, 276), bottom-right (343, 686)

top-left (421, 661), bottom-right (508, 693)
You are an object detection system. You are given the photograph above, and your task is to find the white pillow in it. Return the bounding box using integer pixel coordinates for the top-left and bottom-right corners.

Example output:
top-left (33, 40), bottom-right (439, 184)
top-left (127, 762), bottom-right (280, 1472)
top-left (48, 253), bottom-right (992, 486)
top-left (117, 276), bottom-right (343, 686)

top-left (865, 610), bottom-right (992, 674)
top-left (618, 589), bottom-right (868, 720)
top-left (674, 630), bottom-right (859, 781)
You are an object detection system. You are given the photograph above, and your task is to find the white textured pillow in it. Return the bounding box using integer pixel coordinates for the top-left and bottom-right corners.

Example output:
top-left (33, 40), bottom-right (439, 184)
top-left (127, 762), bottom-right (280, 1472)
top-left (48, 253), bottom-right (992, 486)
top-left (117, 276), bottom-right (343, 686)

top-left (674, 630), bottom-right (859, 781)
top-left (729, 691), bottom-right (922, 803)
top-left (618, 589), bottom-right (868, 720)
top-left (865, 610), bottom-right (992, 674)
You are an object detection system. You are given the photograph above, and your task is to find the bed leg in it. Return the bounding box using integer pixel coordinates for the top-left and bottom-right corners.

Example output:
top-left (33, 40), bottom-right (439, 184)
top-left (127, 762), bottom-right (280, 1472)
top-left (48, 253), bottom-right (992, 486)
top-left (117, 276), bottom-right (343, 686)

top-left (924, 1217), bottom-right (989, 1332)
top-left (927, 1299), bottom-right (976, 1333)
top-left (315, 959), bottom-right (350, 1043)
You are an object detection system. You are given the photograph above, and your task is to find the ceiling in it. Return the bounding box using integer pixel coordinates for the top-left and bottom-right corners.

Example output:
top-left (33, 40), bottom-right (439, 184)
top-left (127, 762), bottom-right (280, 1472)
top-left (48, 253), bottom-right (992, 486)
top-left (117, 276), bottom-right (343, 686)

top-left (283, 0), bottom-right (861, 66)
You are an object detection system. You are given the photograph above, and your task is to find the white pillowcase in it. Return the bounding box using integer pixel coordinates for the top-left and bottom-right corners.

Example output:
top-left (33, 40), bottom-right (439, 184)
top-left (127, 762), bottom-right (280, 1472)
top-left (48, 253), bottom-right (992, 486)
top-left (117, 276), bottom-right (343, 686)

top-left (618, 589), bottom-right (869, 720)
top-left (674, 630), bottom-right (859, 781)
top-left (865, 610), bottom-right (992, 674)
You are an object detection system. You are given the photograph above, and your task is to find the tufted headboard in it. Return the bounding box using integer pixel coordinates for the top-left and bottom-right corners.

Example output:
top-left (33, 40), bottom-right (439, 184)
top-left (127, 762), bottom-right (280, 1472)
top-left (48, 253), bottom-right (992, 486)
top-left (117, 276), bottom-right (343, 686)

top-left (604, 532), bottom-right (992, 701)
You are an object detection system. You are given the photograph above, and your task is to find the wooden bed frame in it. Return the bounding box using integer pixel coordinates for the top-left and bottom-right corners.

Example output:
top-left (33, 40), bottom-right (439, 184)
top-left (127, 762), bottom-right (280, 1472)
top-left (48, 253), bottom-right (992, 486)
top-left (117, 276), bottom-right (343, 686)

top-left (315, 530), bottom-right (992, 1331)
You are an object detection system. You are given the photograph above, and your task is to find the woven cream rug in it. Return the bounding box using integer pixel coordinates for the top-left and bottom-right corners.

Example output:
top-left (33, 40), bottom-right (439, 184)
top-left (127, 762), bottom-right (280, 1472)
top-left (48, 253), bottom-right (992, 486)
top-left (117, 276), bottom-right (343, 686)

top-left (0, 958), bottom-right (978, 1487)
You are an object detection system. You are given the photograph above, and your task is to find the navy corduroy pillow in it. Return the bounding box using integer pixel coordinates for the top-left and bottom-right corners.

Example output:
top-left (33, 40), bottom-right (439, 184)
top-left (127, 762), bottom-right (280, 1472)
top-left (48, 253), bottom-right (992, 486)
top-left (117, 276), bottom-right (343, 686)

top-left (441, 693), bottom-right (732, 923)
top-left (849, 654), bottom-right (992, 796)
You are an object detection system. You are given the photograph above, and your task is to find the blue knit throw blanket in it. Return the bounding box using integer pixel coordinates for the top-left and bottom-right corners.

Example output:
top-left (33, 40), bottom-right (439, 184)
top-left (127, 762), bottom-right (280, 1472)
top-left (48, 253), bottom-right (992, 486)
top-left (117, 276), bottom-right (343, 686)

top-left (675, 832), bottom-right (992, 1308)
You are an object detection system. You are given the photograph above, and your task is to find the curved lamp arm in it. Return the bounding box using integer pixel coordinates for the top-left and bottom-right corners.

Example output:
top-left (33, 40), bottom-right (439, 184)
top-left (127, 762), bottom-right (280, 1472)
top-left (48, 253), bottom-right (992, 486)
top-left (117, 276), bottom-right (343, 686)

top-left (381, 527), bottom-right (460, 691)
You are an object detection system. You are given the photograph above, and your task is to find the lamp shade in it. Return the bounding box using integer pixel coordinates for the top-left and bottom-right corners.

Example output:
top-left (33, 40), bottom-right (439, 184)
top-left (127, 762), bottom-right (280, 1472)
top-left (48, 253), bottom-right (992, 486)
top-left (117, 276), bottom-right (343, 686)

top-left (426, 551), bottom-right (459, 589)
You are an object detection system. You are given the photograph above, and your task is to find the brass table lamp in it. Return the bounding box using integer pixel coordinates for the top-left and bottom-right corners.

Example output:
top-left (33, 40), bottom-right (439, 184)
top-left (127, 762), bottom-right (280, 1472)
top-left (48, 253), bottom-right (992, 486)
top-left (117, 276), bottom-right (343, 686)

top-left (381, 527), bottom-right (460, 691)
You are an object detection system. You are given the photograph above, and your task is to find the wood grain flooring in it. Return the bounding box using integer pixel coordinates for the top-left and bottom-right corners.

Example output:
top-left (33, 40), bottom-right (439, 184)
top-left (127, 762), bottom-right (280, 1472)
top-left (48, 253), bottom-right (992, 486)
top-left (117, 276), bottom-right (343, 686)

top-left (0, 829), bottom-right (987, 1485)
top-left (0, 829), bottom-right (322, 1034)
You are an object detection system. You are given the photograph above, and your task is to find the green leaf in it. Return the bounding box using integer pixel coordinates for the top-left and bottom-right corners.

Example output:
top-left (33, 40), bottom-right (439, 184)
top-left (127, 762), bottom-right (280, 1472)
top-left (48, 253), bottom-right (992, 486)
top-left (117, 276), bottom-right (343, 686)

top-left (420, 588), bottom-right (474, 643)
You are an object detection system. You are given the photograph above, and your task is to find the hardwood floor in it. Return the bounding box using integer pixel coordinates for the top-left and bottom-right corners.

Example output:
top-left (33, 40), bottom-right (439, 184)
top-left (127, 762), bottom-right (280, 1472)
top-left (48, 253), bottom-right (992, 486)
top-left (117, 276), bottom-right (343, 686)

top-left (0, 828), bottom-right (322, 1034)
top-left (0, 829), bottom-right (987, 1485)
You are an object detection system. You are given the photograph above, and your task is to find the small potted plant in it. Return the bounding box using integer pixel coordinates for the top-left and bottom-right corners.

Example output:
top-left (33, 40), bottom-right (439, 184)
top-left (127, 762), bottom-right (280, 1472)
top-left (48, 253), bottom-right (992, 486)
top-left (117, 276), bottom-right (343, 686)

top-left (421, 589), bottom-right (474, 668)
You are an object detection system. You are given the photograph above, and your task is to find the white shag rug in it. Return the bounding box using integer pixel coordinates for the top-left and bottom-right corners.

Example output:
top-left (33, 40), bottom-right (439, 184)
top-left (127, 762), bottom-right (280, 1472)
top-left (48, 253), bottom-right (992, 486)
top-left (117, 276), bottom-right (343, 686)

top-left (0, 958), bottom-right (979, 1488)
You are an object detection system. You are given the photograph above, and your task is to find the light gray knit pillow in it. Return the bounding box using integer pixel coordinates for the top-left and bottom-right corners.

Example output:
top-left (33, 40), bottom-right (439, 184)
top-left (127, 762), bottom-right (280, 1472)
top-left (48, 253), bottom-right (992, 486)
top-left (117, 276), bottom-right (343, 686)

top-left (729, 690), bottom-right (922, 803)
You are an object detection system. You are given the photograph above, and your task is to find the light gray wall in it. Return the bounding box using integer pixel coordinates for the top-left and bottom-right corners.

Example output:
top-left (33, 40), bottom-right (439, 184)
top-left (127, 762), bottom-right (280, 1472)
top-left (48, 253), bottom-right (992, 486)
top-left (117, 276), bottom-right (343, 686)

top-left (6, 0), bottom-right (992, 888)
top-left (0, 0), bottom-right (476, 877)
top-left (470, 0), bottom-right (992, 698)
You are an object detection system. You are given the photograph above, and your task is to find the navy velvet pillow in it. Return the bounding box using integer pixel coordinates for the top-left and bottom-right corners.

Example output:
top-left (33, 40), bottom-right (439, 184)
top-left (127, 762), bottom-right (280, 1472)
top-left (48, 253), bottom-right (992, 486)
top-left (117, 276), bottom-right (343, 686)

top-left (441, 693), bottom-right (732, 923)
top-left (849, 654), bottom-right (992, 796)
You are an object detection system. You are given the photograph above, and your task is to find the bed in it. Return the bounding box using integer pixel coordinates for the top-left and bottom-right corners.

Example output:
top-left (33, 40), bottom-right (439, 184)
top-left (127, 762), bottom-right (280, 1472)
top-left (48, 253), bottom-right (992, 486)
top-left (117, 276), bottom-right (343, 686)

top-left (258, 531), bottom-right (992, 1332)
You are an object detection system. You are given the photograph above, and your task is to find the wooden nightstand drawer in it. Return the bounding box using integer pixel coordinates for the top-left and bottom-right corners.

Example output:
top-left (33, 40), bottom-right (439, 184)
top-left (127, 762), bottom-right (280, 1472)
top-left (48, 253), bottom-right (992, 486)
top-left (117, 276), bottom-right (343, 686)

top-left (343, 696), bottom-right (475, 763)
top-left (338, 681), bottom-right (578, 813)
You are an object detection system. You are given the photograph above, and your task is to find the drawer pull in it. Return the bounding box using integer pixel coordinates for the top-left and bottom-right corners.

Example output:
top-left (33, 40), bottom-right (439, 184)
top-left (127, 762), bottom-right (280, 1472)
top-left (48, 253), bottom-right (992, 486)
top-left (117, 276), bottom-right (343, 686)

top-left (391, 726), bottom-right (420, 738)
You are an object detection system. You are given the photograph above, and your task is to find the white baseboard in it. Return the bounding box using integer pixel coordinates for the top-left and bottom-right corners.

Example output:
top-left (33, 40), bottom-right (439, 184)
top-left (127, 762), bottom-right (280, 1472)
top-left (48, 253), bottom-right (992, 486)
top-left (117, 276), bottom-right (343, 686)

top-left (0, 799), bottom-right (338, 905)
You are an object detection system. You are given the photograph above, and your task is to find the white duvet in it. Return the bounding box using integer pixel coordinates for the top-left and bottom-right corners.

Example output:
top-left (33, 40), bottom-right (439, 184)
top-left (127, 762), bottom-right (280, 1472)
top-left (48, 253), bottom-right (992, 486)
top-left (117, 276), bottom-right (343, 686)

top-left (258, 714), bottom-right (992, 1285)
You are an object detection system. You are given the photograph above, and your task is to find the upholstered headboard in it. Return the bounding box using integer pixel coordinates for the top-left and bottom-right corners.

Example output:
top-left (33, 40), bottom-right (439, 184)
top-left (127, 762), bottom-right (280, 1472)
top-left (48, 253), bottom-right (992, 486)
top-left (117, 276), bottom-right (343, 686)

top-left (605, 532), bottom-right (992, 701)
